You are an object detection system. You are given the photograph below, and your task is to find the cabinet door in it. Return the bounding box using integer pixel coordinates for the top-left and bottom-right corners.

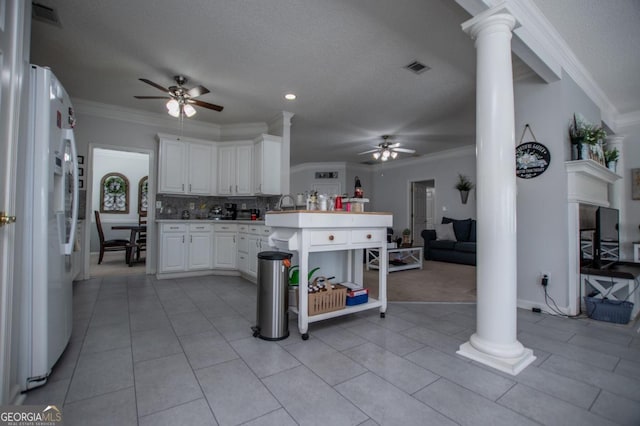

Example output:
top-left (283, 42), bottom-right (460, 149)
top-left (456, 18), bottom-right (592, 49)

top-left (254, 136), bottom-right (281, 195)
top-left (189, 231), bottom-right (213, 270)
top-left (159, 139), bottom-right (187, 194)
top-left (235, 144), bottom-right (253, 195)
top-left (160, 231), bottom-right (187, 272)
top-left (214, 232), bottom-right (237, 268)
top-left (247, 235), bottom-right (260, 277)
top-left (188, 143), bottom-right (212, 195)
top-left (217, 146), bottom-right (235, 195)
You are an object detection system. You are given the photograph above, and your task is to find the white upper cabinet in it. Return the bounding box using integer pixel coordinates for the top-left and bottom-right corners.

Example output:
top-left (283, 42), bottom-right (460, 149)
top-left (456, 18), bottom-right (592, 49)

top-left (217, 142), bottom-right (253, 196)
top-left (253, 134), bottom-right (282, 195)
top-left (158, 134), bottom-right (216, 195)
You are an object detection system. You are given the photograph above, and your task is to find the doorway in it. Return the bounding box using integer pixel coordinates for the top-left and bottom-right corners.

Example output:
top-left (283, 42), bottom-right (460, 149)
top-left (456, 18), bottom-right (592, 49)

top-left (83, 145), bottom-right (153, 278)
top-left (411, 179), bottom-right (435, 242)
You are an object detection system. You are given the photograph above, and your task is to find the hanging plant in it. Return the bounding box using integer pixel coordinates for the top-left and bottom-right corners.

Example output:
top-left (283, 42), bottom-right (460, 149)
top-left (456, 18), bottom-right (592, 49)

top-left (455, 174), bottom-right (474, 191)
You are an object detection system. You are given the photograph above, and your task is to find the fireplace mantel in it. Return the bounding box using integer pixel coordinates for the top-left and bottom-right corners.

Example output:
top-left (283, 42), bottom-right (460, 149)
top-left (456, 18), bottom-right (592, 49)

top-left (565, 160), bottom-right (621, 207)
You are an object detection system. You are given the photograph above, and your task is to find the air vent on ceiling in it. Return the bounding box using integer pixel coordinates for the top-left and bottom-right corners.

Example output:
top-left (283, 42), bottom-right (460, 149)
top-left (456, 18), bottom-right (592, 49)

top-left (32, 3), bottom-right (62, 27)
top-left (404, 60), bottom-right (430, 75)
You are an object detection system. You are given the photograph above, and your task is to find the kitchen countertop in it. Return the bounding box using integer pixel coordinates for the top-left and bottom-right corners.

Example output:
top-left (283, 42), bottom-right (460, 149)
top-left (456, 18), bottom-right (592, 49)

top-left (156, 219), bottom-right (266, 225)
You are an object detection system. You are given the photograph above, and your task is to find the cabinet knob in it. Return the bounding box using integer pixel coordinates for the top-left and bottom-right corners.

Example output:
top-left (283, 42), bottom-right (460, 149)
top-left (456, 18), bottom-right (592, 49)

top-left (366, 234), bottom-right (372, 239)
top-left (328, 235), bottom-right (334, 241)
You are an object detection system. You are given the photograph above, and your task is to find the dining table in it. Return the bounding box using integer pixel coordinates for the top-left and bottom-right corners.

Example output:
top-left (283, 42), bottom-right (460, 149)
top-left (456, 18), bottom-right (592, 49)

top-left (111, 224), bottom-right (147, 266)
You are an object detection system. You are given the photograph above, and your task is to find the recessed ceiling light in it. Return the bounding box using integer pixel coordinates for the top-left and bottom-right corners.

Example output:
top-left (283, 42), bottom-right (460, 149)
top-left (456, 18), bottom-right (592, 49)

top-left (284, 93), bottom-right (296, 100)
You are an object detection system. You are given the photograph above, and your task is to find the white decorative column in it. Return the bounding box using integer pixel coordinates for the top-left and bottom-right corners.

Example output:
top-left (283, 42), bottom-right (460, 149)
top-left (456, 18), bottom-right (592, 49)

top-left (457, 7), bottom-right (536, 375)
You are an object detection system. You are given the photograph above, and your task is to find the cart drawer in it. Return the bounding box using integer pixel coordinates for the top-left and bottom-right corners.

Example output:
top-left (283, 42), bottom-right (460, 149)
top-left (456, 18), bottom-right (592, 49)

top-left (351, 229), bottom-right (384, 244)
top-left (309, 230), bottom-right (347, 246)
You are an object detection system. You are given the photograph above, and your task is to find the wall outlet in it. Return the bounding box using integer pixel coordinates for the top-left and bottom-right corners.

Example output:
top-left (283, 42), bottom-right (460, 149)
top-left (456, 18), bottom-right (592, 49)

top-left (189, 202), bottom-right (195, 210)
top-left (241, 203), bottom-right (247, 209)
top-left (156, 201), bottom-right (162, 209)
top-left (540, 272), bottom-right (550, 287)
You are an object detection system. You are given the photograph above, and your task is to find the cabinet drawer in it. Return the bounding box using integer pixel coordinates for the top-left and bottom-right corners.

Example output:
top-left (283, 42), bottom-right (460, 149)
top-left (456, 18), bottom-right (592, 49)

top-left (351, 229), bottom-right (384, 244)
top-left (261, 226), bottom-right (272, 235)
top-left (162, 223), bottom-right (187, 233)
top-left (214, 223), bottom-right (238, 232)
top-left (309, 230), bottom-right (347, 246)
top-left (238, 224), bottom-right (248, 233)
top-left (248, 225), bottom-right (261, 234)
top-left (189, 223), bottom-right (212, 232)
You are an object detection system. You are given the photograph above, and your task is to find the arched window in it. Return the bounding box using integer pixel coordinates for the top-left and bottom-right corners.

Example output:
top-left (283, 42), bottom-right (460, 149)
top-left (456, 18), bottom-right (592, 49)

top-left (138, 176), bottom-right (149, 213)
top-left (100, 172), bottom-right (129, 214)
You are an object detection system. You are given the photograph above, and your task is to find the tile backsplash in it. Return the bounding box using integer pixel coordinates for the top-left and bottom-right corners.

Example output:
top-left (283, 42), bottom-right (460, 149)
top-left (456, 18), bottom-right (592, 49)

top-left (156, 194), bottom-right (281, 219)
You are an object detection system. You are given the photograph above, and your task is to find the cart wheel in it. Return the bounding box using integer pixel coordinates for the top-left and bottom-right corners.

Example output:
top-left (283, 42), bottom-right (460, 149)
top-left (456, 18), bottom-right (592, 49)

top-left (380, 312), bottom-right (386, 318)
top-left (301, 333), bottom-right (309, 341)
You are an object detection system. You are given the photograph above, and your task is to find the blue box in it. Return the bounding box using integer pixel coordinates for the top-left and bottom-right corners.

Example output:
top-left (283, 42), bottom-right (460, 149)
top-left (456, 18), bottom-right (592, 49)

top-left (346, 288), bottom-right (368, 306)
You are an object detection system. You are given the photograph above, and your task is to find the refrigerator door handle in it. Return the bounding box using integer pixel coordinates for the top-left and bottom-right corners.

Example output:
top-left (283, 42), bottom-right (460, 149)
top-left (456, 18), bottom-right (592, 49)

top-left (62, 128), bottom-right (79, 255)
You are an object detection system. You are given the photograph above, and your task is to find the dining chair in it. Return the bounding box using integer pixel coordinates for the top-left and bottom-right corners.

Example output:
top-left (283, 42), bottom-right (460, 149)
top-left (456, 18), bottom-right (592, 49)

top-left (136, 211), bottom-right (147, 261)
top-left (94, 210), bottom-right (132, 264)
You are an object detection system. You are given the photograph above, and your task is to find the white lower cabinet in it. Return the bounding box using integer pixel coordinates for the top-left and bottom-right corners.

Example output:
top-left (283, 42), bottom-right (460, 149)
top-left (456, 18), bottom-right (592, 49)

top-left (159, 223), bottom-right (213, 273)
top-left (237, 224), bottom-right (271, 281)
top-left (213, 223), bottom-right (237, 269)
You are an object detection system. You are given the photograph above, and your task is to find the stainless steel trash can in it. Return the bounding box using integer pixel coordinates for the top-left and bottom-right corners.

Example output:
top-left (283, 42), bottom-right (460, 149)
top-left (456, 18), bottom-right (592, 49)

top-left (252, 251), bottom-right (292, 340)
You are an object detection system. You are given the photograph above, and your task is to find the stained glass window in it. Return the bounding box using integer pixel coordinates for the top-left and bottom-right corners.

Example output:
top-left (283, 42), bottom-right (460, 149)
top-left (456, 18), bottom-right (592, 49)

top-left (100, 172), bottom-right (129, 213)
top-left (138, 176), bottom-right (148, 213)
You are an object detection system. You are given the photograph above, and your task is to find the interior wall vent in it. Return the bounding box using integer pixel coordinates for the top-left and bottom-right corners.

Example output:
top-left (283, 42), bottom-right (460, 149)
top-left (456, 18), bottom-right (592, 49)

top-left (404, 60), bottom-right (430, 75)
top-left (32, 3), bottom-right (62, 27)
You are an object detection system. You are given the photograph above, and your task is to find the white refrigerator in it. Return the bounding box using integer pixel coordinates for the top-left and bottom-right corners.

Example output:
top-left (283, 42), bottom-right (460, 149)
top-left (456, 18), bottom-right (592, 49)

top-left (16, 65), bottom-right (79, 391)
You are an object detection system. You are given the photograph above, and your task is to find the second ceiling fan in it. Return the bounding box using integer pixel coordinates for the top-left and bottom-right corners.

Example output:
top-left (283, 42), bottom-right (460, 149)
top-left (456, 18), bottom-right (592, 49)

top-left (358, 135), bottom-right (415, 161)
top-left (134, 75), bottom-right (224, 118)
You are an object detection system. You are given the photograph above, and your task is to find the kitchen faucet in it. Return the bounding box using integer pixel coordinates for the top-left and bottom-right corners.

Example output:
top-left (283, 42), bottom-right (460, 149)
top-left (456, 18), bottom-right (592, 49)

top-left (276, 194), bottom-right (296, 211)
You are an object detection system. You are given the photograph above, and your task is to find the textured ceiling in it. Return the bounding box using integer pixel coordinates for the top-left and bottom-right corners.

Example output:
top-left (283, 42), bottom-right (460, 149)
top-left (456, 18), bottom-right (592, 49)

top-left (29, 0), bottom-right (639, 165)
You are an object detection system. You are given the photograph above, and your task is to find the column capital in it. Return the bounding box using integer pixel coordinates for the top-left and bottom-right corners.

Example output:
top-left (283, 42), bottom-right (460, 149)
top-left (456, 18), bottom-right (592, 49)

top-left (606, 134), bottom-right (627, 146)
top-left (461, 5), bottom-right (517, 40)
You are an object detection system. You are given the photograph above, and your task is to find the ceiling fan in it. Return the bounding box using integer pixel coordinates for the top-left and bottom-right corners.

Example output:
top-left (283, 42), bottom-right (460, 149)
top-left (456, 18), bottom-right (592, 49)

top-left (134, 75), bottom-right (223, 118)
top-left (358, 135), bottom-right (416, 161)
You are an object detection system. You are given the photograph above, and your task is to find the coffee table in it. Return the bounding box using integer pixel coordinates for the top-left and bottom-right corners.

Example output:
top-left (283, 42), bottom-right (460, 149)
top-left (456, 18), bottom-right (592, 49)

top-left (366, 246), bottom-right (423, 273)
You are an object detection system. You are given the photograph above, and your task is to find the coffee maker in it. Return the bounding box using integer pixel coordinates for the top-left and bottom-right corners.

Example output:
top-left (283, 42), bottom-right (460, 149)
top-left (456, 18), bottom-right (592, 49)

top-left (223, 202), bottom-right (237, 220)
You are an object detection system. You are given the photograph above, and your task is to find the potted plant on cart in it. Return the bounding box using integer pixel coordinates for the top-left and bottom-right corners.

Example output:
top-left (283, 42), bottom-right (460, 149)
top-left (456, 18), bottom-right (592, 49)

top-left (455, 173), bottom-right (474, 204)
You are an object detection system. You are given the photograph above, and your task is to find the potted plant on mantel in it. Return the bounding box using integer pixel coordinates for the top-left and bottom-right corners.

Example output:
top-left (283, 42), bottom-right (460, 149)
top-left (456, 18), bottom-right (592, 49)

top-left (455, 173), bottom-right (474, 204)
top-left (569, 114), bottom-right (607, 161)
top-left (604, 147), bottom-right (619, 172)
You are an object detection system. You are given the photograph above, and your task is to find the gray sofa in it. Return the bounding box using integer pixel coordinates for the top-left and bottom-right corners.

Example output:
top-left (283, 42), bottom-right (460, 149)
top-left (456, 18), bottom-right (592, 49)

top-left (421, 217), bottom-right (476, 266)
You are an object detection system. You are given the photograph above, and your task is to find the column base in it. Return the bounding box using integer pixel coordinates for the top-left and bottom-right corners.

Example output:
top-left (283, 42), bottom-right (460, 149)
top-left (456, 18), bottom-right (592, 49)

top-left (457, 341), bottom-right (536, 376)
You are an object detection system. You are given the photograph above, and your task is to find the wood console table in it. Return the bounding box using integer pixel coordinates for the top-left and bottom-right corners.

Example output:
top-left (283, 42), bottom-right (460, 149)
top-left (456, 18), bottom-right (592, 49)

top-left (266, 211), bottom-right (392, 340)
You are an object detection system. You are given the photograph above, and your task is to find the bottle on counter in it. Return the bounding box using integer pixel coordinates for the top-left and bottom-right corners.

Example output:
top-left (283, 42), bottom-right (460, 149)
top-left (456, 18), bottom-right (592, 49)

top-left (354, 176), bottom-right (363, 198)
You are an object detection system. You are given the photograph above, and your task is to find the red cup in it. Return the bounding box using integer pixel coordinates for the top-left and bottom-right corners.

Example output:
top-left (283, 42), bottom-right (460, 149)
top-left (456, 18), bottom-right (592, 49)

top-left (335, 196), bottom-right (343, 210)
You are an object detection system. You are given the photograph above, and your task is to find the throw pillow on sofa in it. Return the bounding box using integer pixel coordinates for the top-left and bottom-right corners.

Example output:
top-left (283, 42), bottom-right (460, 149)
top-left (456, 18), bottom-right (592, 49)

top-left (442, 217), bottom-right (472, 242)
top-left (435, 222), bottom-right (457, 241)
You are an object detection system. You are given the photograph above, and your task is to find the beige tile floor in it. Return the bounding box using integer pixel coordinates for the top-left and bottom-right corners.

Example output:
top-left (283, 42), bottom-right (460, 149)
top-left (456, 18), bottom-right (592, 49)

top-left (23, 273), bottom-right (640, 425)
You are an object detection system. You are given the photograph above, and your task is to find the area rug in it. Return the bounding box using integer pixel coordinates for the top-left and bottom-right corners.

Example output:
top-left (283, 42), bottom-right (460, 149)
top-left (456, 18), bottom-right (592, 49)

top-left (363, 260), bottom-right (476, 303)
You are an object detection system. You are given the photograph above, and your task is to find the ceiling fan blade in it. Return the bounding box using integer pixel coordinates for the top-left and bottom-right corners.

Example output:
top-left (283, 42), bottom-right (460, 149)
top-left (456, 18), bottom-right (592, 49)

top-left (187, 85), bottom-right (210, 98)
top-left (134, 96), bottom-right (171, 99)
top-left (358, 149), bottom-right (379, 155)
top-left (188, 99), bottom-right (224, 112)
top-left (139, 78), bottom-right (170, 93)
top-left (388, 143), bottom-right (401, 148)
top-left (393, 148), bottom-right (416, 154)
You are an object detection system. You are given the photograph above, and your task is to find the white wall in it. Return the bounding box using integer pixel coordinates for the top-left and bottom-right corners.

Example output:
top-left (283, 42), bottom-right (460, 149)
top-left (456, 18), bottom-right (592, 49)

top-left (619, 121), bottom-right (640, 259)
top-left (369, 146), bottom-right (476, 233)
top-left (514, 72), bottom-right (601, 310)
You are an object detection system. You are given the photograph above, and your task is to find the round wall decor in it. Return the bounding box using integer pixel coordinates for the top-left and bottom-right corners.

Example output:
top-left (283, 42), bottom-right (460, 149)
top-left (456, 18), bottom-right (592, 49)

top-left (516, 142), bottom-right (550, 179)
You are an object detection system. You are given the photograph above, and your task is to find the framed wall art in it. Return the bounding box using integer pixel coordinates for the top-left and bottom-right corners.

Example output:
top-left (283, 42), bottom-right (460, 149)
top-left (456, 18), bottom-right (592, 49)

top-left (138, 176), bottom-right (149, 213)
top-left (632, 168), bottom-right (640, 200)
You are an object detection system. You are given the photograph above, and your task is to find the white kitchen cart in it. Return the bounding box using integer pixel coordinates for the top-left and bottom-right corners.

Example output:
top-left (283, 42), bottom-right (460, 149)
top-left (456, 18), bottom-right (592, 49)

top-left (266, 211), bottom-right (392, 340)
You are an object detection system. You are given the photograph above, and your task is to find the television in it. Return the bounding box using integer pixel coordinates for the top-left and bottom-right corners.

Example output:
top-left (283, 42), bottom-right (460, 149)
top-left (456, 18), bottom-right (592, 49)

top-left (593, 206), bottom-right (619, 269)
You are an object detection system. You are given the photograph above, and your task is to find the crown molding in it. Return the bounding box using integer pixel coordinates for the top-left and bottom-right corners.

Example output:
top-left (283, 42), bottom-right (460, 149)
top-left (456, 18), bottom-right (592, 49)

top-left (219, 122), bottom-right (269, 140)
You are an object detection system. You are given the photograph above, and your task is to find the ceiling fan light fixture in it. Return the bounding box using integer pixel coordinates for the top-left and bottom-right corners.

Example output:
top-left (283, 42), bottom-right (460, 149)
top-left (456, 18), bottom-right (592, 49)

top-left (382, 149), bottom-right (390, 160)
top-left (372, 151), bottom-right (380, 160)
top-left (183, 104), bottom-right (197, 117)
top-left (391, 151), bottom-right (398, 159)
top-left (166, 99), bottom-right (180, 116)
